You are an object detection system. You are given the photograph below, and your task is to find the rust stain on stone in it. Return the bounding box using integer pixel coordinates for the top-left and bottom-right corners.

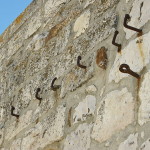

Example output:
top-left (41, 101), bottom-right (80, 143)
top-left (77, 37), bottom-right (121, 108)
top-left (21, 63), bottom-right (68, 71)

top-left (136, 34), bottom-right (144, 64)
top-left (0, 36), bottom-right (3, 42)
top-left (45, 19), bottom-right (68, 44)
top-left (45, 10), bottom-right (81, 44)
top-left (96, 47), bottom-right (107, 70)
top-left (15, 13), bottom-right (24, 24)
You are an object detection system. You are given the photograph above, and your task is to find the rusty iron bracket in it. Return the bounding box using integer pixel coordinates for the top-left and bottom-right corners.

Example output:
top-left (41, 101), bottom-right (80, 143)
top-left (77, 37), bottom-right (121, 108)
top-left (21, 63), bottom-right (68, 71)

top-left (124, 14), bottom-right (142, 33)
top-left (11, 106), bottom-right (19, 118)
top-left (51, 77), bottom-right (60, 91)
top-left (77, 56), bottom-right (86, 69)
top-left (119, 64), bottom-right (140, 79)
top-left (112, 31), bottom-right (122, 52)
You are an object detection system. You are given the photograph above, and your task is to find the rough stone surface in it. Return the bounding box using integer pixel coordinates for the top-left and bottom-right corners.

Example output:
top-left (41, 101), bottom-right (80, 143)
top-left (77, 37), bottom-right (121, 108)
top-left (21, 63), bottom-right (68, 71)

top-left (91, 88), bottom-right (134, 143)
top-left (85, 85), bottom-right (97, 93)
top-left (118, 133), bottom-right (138, 150)
top-left (21, 104), bottom-right (66, 150)
top-left (73, 10), bottom-right (90, 38)
top-left (63, 123), bottom-right (92, 150)
top-left (138, 71), bottom-right (150, 126)
top-left (73, 95), bottom-right (96, 124)
top-left (109, 31), bottom-right (150, 83)
top-left (1, 0), bottom-right (150, 149)
top-left (140, 138), bottom-right (150, 150)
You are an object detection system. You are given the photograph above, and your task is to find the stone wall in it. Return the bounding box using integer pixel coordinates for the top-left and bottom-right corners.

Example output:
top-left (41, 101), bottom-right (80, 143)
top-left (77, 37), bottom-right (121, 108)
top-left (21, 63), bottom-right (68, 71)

top-left (0, 0), bottom-right (150, 149)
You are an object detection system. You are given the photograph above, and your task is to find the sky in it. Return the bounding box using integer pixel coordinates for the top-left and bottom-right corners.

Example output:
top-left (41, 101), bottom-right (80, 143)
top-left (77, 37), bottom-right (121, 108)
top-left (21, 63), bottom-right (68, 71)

top-left (0, 0), bottom-right (33, 34)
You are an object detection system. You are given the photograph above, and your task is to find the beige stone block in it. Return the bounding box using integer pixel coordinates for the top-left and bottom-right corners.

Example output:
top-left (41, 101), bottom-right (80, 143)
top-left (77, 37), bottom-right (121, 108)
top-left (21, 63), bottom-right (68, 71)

top-left (5, 110), bottom-right (33, 140)
top-left (140, 138), bottom-right (150, 150)
top-left (44, 0), bottom-right (67, 19)
top-left (73, 95), bottom-right (96, 124)
top-left (138, 71), bottom-right (150, 126)
top-left (118, 133), bottom-right (138, 150)
top-left (25, 12), bottom-right (42, 39)
top-left (10, 138), bottom-right (22, 150)
top-left (85, 85), bottom-right (97, 93)
top-left (21, 104), bottom-right (66, 150)
top-left (73, 10), bottom-right (90, 38)
top-left (60, 54), bottom-right (95, 98)
top-left (91, 88), bottom-right (134, 143)
top-left (64, 123), bottom-right (92, 150)
top-left (0, 128), bottom-right (4, 145)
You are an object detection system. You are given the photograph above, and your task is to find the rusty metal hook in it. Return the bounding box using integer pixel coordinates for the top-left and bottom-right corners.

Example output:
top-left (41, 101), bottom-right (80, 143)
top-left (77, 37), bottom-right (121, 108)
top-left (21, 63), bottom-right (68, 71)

top-left (51, 77), bottom-right (60, 91)
top-left (112, 31), bottom-right (122, 52)
top-left (124, 14), bottom-right (142, 33)
top-left (119, 64), bottom-right (140, 79)
top-left (77, 56), bottom-right (86, 69)
top-left (35, 88), bottom-right (42, 102)
top-left (11, 106), bottom-right (19, 118)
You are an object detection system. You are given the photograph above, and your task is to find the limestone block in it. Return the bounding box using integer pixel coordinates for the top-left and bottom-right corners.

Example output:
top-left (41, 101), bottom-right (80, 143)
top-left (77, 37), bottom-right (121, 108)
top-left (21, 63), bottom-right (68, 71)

top-left (5, 110), bottom-right (33, 140)
top-left (138, 71), bottom-right (150, 126)
top-left (0, 128), bottom-right (4, 145)
top-left (27, 50), bottom-right (49, 77)
top-left (124, 0), bottom-right (150, 39)
top-left (60, 54), bottom-right (95, 98)
top-left (126, 0), bottom-right (130, 3)
top-left (141, 132), bottom-right (144, 139)
top-left (85, 85), bottom-right (97, 93)
top-left (140, 138), bottom-right (150, 150)
top-left (85, 8), bottom-right (117, 50)
top-left (63, 123), bottom-right (92, 150)
top-left (25, 12), bottom-right (42, 39)
top-left (109, 31), bottom-right (150, 83)
top-left (7, 28), bottom-right (26, 60)
top-left (73, 95), bottom-right (96, 124)
top-left (73, 10), bottom-right (90, 38)
top-left (21, 104), bottom-right (66, 150)
top-left (91, 88), bottom-right (134, 143)
top-left (10, 138), bottom-right (22, 150)
top-left (118, 133), bottom-right (138, 150)
top-left (84, 0), bottom-right (95, 8)
top-left (26, 32), bottom-right (49, 51)
top-left (44, 0), bottom-right (67, 19)
top-left (6, 59), bottom-right (28, 97)
top-left (45, 24), bottom-right (71, 57)
top-left (17, 86), bottom-right (32, 109)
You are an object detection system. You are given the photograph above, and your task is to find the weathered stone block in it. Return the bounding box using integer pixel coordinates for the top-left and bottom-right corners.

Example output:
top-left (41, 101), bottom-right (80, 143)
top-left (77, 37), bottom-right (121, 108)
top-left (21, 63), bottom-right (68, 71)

top-left (73, 95), bottom-right (96, 124)
top-left (140, 138), bottom-right (150, 150)
top-left (21, 104), bottom-right (66, 150)
top-left (73, 10), bottom-right (91, 38)
top-left (5, 110), bottom-right (33, 141)
top-left (63, 123), bottom-right (92, 150)
top-left (60, 54), bottom-right (95, 98)
top-left (91, 88), bottom-right (134, 143)
top-left (138, 71), bottom-right (150, 126)
top-left (118, 133), bottom-right (138, 150)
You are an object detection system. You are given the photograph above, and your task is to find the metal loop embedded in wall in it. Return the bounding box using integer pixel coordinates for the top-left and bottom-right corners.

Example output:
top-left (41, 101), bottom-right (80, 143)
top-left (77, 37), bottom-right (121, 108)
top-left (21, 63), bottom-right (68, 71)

top-left (11, 106), bottom-right (19, 118)
top-left (51, 77), bottom-right (60, 91)
top-left (77, 56), bottom-right (86, 69)
top-left (119, 64), bottom-right (140, 79)
top-left (35, 88), bottom-right (42, 102)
